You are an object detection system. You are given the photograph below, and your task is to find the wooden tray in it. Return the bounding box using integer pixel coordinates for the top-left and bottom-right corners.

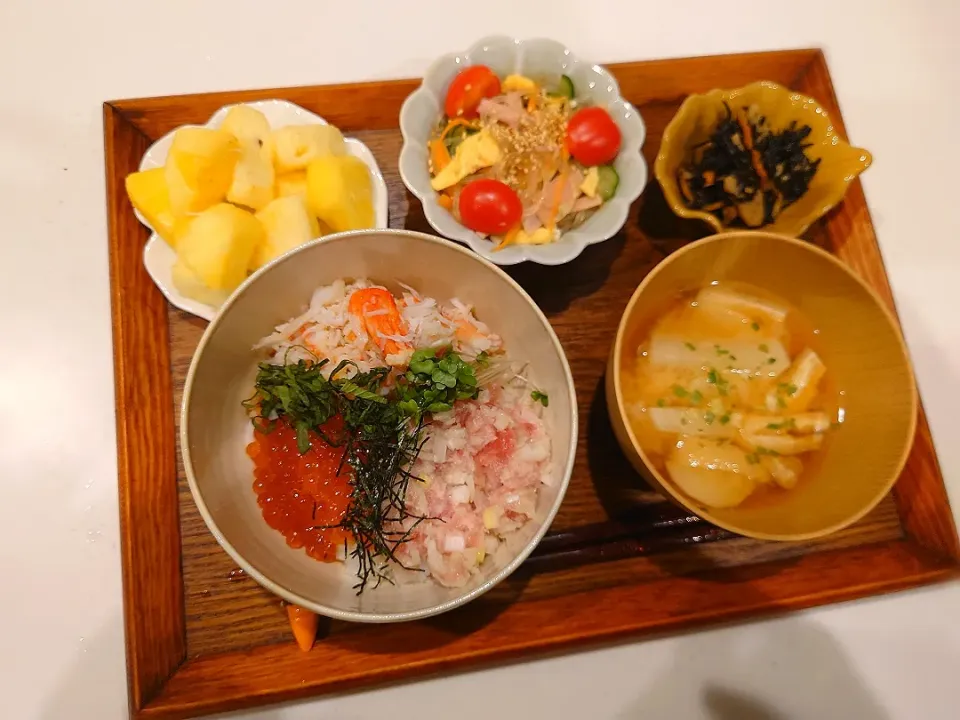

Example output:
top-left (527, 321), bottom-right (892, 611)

top-left (104, 49), bottom-right (960, 720)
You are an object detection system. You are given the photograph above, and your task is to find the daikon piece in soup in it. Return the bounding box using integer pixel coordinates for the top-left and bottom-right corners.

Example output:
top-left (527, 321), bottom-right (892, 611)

top-left (621, 282), bottom-right (843, 510)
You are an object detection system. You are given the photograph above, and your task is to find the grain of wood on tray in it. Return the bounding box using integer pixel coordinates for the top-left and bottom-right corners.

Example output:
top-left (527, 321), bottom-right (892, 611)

top-left (106, 49), bottom-right (959, 720)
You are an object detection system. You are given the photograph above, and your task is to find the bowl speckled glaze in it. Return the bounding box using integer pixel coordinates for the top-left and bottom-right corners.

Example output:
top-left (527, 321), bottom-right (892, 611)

top-left (655, 81), bottom-right (872, 237)
top-left (399, 36), bottom-right (647, 266)
top-left (182, 229), bottom-right (577, 622)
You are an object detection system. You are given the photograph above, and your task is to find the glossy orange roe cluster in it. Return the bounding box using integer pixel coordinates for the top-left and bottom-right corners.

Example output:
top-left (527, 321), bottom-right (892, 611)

top-left (246, 416), bottom-right (352, 562)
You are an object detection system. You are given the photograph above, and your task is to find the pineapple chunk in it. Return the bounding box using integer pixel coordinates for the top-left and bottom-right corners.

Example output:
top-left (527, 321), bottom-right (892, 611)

top-left (125, 168), bottom-right (178, 248)
top-left (275, 171), bottom-right (308, 199)
top-left (252, 196), bottom-right (320, 270)
top-left (219, 105), bottom-right (272, 149)
top-left (164, 127), bottom-right (239, 215)
top-left (579, 167), bottom-right (600, 198)
top-left (267, 124), bottom-right (346, 173)
top-left (227, 140), bottom-right (275, 210)
top-left (306, 155), bottom-right (374, 232)
top-left (171, 258), bottom-right (231, 307)
top-left (176, 203), bottom-right (263, 291)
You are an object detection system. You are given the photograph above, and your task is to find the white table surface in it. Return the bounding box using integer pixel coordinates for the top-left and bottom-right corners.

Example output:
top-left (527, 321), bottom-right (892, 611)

top-left (2, 1), bottom-right (959, 718)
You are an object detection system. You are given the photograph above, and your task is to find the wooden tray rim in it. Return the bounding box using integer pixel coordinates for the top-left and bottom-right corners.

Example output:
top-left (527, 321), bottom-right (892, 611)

top-left (104, 48), bottom-right (960, 720)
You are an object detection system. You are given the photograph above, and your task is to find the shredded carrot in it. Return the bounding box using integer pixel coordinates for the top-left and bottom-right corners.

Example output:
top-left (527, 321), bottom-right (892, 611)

top-left (750, 148), bottom-right (768, 184)
top-left (437, 192), bottom-right (453, 210)
top-left (493, 224), bottom-right (521, 252)
top-left (440, 118), bottom-right (477, 140)
top-left (736, 109), bottom-right (769, 185)
top-left (286, 604), bottom-right (318, 652)
top-left (430, 140), bottom-right (451, 173)
top-left (287, 321), bottom-right (315, 341)
top-left (546, 167), bottom-right (569, 232)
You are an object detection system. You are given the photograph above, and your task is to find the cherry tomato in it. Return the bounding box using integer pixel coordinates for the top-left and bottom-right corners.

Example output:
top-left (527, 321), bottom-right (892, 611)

top-left (458, 179), bottom-right (523, 235)
top-left (444, 66), bottom-right (502, 120)
top-left (565, 106), bottom-right (622, 166)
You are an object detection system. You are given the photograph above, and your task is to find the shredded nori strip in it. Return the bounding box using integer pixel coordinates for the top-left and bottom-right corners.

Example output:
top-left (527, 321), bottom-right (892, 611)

top-left (322, 413), bottom-right (431, 593)
top-left (244, 354), bottom-right (430, 592)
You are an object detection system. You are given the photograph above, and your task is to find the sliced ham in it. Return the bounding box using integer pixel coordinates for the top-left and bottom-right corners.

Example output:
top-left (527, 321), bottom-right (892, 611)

top-left (563, 168), bottom-right (584, 215)
top-left (535, 177), bottom-right (560, 226)
top-left (572, 195), bottom-right (603, 212)
top-left (535, 168), bottom-right (585, 226)
top-left (478, 92), bottom-right (524, 128)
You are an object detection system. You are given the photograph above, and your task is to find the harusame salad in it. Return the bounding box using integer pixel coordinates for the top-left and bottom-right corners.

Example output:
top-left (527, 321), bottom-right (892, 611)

top-left (428, 66), bottom-right (622, 250)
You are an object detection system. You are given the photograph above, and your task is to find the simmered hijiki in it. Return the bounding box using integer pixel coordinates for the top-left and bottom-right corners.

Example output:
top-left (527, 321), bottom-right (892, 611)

top-left (677, 103), bottom-right (820, 228)
top-left (429, 66), bottom-right (622, 250)
top-left (243, 279), bottom-right (553, 590)
top-left (622, 283), bottom-right (842, 510)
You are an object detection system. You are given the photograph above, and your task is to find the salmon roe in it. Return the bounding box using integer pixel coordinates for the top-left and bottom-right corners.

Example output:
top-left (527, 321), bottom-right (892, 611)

top-left (246, 416), bottom-right (352, 562)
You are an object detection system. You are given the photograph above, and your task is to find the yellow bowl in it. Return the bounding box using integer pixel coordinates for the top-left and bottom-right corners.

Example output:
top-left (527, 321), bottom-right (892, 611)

top-left (606, 232), bottom-right (917, 541)
top-left (654, 81), bottom-right (872, 237)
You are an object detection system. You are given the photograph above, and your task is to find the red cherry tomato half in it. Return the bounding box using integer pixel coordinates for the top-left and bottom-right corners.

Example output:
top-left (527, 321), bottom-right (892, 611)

top-left (458, 179), bottom-right (523, 235)
top-left (444, 66), bottom-right (502, 120)
top-left (565, 106), bottom-right (622, 166)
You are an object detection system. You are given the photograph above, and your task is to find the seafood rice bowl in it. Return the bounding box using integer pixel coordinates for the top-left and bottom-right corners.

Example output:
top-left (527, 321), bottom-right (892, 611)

top-left (246, 277), bottom-right (556, 590)
top-left (181, 228), bottom-right (577, 622)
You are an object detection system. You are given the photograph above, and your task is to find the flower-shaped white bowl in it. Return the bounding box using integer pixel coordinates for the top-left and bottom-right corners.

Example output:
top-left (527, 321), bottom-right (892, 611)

top-left (136, 100), bottom-right (390, 321)
top-left (399, 36), bottom-right (647, 266)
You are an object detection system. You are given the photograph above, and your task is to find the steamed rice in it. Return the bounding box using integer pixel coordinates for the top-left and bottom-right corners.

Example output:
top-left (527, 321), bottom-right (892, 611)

top-left (257, 279), bottom-right (501, 372)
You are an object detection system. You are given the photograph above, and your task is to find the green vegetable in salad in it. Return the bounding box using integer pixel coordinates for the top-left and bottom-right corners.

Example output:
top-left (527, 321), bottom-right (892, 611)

top-left (442, 123), bottom-right (479, 156)
top-left (596, 165), bottom-right (619, 201)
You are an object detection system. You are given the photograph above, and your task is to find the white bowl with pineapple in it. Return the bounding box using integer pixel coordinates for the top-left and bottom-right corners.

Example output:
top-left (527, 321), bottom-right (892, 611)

top-left (125, 100), bottom-right (389, 320)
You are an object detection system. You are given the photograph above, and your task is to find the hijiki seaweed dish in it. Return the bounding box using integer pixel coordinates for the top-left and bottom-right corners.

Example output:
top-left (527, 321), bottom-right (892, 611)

top-left (244, 280), bottom-right (553, 593)
top-left (677, 103), bottom-right (819, 228)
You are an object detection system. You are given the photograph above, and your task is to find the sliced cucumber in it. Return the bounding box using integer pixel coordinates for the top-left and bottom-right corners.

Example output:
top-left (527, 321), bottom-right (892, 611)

top-left (557, 74), bottom-right (575, 99)
top-left (596, 165), bottom-right (619, 201)
top-left (443, 124), bottom-right (478, 155)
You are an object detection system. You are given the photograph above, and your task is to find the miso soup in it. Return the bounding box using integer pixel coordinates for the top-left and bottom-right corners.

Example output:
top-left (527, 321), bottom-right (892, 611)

top-left (622, 281), bottom-right (843, 510)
